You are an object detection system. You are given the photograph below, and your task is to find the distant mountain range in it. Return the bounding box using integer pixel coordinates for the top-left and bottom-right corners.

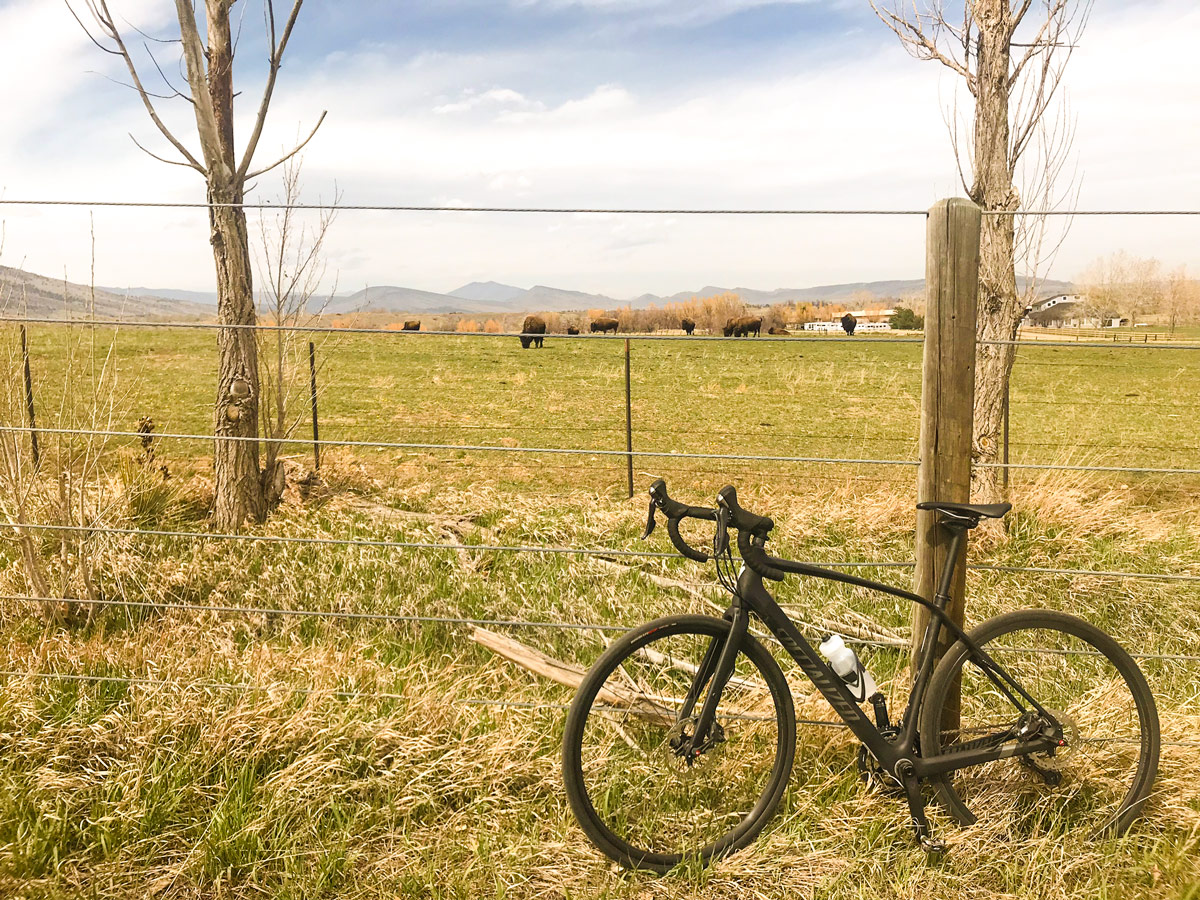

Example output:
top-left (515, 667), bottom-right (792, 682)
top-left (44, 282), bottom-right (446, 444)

top-left (0, 265), bottom-right (1073, 320)
top-left (0, 267), bottom-right (212, 319)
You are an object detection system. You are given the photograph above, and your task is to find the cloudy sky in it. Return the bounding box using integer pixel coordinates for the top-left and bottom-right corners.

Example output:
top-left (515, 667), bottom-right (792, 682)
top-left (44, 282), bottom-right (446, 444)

top-left (0, 0), bottom-right (1197, 299)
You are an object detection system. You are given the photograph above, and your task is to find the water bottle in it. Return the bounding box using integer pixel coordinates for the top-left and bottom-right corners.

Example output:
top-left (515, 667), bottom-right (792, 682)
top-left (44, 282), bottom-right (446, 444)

top-left (818, 633), bottom-right (879, 703)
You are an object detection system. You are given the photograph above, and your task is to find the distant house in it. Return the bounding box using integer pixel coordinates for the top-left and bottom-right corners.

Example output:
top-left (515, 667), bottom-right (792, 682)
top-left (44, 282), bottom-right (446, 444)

top-left (1024, 294), bottom-right (1125, 328)
top-left (800, 320), bottom-right (892, 333)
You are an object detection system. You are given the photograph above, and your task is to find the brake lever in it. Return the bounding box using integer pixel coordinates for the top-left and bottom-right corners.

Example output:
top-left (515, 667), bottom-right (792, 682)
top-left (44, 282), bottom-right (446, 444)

top-left (713, 506), bottom-right (730, 556)
top-left (643, 499), bottom-right (657, 540)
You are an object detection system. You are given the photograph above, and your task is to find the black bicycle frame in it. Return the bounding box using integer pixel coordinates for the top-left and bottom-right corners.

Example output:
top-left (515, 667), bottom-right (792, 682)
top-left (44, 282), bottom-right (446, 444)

top-left (688, 523), bottom-right (1061, 781)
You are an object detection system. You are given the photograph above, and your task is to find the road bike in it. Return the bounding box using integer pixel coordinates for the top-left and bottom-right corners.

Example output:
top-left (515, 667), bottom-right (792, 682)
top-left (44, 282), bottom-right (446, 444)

top-left (561, 480), bottom-right (1160, 872)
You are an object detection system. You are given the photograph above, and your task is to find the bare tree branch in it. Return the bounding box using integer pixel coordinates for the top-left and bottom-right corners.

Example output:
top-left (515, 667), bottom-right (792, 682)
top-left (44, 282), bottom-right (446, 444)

top-left (236, 0), bottom-right (308, 181)
top-left (868, 0), bottom-right (976, 88)
top-left (245, 110), bottom-right (327, 180)
top-left (66, 0), bottom-right (207, 172)
top-left (129, 132), bottom-right (204, 170)
top-left (170, 0), bottom-right (231, 182)
top-left (144, 41), bottom-right (193, 103)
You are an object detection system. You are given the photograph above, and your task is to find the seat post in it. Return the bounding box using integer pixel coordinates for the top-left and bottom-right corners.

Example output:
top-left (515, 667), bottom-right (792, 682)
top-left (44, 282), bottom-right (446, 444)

top-left (933, 521), bottom-right (971, 608)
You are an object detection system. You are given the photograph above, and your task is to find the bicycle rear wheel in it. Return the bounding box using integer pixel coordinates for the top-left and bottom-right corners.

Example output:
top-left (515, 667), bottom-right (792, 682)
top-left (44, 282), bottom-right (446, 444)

top-left (562, 614), bottom-right (795, 873)
top-left (920, 609), bottom-right (1159, 839)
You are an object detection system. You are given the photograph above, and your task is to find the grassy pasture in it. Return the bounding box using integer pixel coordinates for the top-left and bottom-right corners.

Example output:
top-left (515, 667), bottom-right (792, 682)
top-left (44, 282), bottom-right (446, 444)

top-left (1, 325), bottom-right (1199, 899)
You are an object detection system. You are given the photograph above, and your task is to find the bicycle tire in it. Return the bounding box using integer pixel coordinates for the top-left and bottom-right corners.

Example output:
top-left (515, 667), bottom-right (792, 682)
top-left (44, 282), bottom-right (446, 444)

top-left (919, 609), bottom-right (1159, 839)
top-left (562, 614), bottom-right (796, 873)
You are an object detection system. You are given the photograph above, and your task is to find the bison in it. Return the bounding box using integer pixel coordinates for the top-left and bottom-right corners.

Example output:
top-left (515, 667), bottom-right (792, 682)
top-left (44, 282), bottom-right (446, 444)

top-left (681, 317), bottom-right (696, 336)
top-left (768, 326), bottom-right (790, 335)
top-left (728, 315), bottom-right (762, 337)
top-left (723, 318), bottom-right (737, 337)
top-left (566, 325), bottom-right (580, 335)
top-left (519, 314), bottom-right (547, 349)
top-left (840, 313), bottom-right (857, 336)
top-left (402, 320), bottom-right (420, 331)
top-left (590, 317), bottom-right (619, 334)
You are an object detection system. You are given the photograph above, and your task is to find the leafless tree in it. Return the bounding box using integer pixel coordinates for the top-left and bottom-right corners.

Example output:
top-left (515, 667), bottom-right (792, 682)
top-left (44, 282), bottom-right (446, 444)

top-left (869, 0), bottom-right (1091, 501)
top-left (1078, 251), bottom-right (1163, 327)
top-left (1163, 266), bottom-right (1200, 335)
top-left (254, 156), bottom-right (339, 509)
top-left (69, 0), bottom-right (326, 529)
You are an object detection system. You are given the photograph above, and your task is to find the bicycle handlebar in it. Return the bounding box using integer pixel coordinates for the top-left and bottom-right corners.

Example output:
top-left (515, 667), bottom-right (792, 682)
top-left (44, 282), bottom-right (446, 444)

top-left (716, 485), bottom-right (774, 537)
top-left (646, 478), bottom-right (716, 562)
top-left (646, 479), bottom-right (780, 571)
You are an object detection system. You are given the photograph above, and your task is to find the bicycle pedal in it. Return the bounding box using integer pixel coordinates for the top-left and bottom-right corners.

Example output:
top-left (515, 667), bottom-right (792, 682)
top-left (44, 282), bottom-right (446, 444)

top-left (919, 836), bottom-right (948, 857)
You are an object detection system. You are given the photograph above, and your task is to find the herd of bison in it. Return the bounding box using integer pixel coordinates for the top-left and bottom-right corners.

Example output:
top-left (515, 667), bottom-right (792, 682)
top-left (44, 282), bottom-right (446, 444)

top-left (399, 312), bottom-right (859, 348)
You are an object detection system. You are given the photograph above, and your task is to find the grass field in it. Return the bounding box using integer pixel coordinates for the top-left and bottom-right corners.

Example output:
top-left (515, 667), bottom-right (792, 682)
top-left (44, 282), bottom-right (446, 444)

top-left (1, 324), bottom-right (1198, 899)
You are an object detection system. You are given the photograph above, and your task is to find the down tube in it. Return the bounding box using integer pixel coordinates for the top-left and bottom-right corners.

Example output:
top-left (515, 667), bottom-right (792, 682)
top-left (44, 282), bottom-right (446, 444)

top-left (739, 571), bottom-right (892, 759)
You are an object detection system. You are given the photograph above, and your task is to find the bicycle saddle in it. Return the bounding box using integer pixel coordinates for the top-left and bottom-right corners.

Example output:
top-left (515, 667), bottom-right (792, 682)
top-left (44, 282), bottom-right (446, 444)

top-left (917, 501), bottom-right (1011, 519)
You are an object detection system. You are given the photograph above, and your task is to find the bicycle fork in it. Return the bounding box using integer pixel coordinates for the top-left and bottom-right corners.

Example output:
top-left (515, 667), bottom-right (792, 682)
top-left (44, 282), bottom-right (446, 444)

top-left (672, 605), bottom-right (749, 762)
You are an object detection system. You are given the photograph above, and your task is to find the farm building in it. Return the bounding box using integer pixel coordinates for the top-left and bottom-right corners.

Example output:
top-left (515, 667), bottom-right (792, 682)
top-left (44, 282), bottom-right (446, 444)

top-left (1025, 294), bottom-right (1126, 328)
top-left (801, 320), bottom-right (892, 332)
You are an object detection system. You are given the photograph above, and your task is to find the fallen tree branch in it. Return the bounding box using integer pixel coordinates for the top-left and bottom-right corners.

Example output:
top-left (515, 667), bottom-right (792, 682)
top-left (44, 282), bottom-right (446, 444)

top-left (471, 627), bottom-right (675, 725)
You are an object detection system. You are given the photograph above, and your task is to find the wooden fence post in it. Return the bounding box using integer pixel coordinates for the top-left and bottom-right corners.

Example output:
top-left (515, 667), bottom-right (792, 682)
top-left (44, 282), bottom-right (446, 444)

top-left (20, 325), bottom-right (40, 468)
top-left (912, 198), bottom-right (981, 691)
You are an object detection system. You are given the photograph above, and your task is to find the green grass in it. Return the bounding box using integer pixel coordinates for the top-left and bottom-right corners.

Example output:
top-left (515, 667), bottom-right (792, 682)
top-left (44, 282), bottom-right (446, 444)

top-left (1, 325), bottom-right (1199, 898)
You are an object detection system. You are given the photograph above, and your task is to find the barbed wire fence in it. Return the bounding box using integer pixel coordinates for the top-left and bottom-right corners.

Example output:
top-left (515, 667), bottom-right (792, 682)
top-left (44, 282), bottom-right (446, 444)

top-left (1, 198), bottom-right (1199, 718)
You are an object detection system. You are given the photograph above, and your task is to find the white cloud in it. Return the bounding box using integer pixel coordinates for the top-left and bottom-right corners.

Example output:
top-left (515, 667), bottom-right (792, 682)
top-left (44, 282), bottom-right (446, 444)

top-left (434, 87), bottom-right (543, 115)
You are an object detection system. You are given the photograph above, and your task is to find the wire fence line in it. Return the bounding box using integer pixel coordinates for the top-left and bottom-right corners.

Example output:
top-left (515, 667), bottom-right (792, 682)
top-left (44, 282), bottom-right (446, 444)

top-left (7, 593), bottom-right (1200, 663)
top-left (2, 521), bottom-right (1199, 583)
top-left (0, 425), bottom-right (923, 469)
top-left (5, 316), bottom-right (1200, 351)
top-left (3, 425), bottom-right (1199, 476)
top-left (0, 316), bottom-right (925, 343)
top-left (0, 668), bottom-right (855, 730)
top-left (4, 198), bottom-right (1200, 216)
top-left (3, 670), bottom-right (1200, 747)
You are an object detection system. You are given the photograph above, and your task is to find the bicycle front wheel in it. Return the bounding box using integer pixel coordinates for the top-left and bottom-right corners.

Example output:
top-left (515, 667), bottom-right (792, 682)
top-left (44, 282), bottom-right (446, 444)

top-left (562, 614), bottom-right (795, 873)
top-left (920, 609), bottom-right (1159, 839)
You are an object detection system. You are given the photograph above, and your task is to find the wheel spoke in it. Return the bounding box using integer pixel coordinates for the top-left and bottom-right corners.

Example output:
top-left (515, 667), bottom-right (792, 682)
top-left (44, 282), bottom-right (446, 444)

top-left (564, 617), bottom-right (795, 871)
top-left (923, 611), bottom-right (1158, 841)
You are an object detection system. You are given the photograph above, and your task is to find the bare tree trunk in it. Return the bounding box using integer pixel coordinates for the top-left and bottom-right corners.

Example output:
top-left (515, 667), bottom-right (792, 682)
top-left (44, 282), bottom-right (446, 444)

top-left (71, 0), bottom-right (323, 530)
top-left (210, 187), bottom-right (267, 527)
top-left (205, 7), bottom-right (267, 528)
top-left (869, 0), bottom-right (1089, 504)
top-left (969, 0), bottom-right (1021, 503)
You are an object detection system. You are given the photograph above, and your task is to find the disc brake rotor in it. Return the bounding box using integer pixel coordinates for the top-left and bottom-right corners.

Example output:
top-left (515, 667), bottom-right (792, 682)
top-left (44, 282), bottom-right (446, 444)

top-left (1031, 707), bottom-right (1079, 771)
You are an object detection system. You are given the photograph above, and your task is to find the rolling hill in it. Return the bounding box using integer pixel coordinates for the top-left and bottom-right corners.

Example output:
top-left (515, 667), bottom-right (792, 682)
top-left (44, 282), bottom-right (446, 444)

top-left (1, 266), bottom-right (212, 319)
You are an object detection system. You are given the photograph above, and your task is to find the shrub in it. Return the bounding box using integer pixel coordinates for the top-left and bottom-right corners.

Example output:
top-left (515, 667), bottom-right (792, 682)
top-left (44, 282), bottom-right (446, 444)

top-left (890, 307), bottom-right (924, 330)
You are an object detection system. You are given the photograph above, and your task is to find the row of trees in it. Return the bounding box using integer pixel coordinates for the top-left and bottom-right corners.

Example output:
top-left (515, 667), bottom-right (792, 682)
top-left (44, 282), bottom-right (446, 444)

top-left (1076, 254), bottom-right (1200, 332)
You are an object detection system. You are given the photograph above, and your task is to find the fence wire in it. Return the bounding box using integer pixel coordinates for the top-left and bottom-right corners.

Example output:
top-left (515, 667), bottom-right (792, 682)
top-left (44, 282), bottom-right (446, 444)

top-left (4, 425), bottom-right (1200, 476)
top-left (6, 593), bottom-right (1200, 662)
top-left (2, 520), bottom-right (1199, 583)
top-left (6, 316), bottom-right (1200, 351)
top-left (4, 198), bottom-right (1200, 215)
top-left (2, 669), bottom-right (1198, 746)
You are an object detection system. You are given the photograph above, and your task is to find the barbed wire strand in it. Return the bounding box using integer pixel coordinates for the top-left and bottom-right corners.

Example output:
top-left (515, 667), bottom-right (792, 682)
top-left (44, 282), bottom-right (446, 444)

top-left (8, 593), bottom-right (1200, 662)
top-left (3, 521), bottom-right (1199, 583)
top-left (4, 198), bottom-right (1200, 215)
top-left (6, 425), bottom-right (1200, 475)
top-left (3, 670), bottom-right (1199, 745)
top-left (0, 425), bottom-right (923, 468)
top-left (0, 317), bottom-right (924, 343)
